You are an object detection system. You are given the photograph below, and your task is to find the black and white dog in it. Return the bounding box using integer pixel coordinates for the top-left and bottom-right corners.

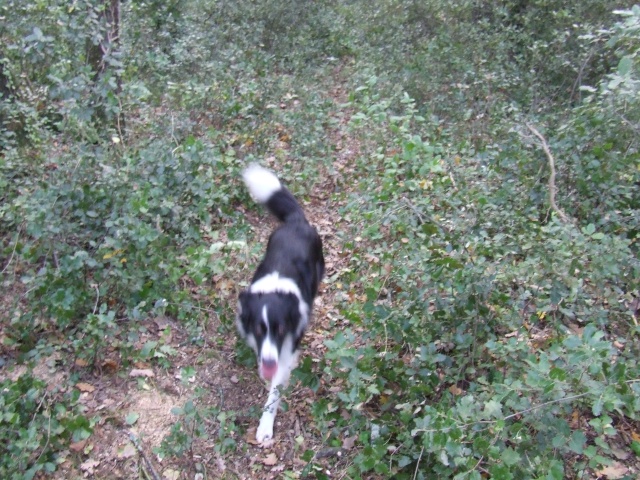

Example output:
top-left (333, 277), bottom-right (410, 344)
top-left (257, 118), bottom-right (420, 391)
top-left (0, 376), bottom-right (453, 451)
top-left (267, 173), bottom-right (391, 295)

top-left (237, 165), bottom-right (324, 443)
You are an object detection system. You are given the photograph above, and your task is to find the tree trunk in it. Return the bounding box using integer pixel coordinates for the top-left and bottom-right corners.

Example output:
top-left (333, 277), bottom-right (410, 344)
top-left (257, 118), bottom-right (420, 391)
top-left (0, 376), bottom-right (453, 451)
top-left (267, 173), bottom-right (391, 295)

top-left (85, 0), bottom-right (125, 133)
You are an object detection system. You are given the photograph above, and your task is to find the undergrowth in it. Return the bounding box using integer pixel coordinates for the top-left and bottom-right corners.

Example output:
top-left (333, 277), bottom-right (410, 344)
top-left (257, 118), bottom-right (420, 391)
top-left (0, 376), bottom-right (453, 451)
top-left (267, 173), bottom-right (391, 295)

top-left (1, 0), bottom-right (639, 478)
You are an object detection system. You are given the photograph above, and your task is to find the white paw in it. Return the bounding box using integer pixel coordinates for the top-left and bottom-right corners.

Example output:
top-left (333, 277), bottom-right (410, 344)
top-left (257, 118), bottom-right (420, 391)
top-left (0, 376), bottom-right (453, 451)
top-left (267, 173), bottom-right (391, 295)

top-left (256, 414), bottom-right (275, 443)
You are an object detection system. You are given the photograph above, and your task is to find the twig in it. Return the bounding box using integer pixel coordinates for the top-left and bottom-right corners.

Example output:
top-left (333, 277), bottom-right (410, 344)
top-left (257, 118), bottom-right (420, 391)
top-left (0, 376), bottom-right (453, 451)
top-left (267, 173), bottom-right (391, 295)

top-left (413, 446), bottom-right (424, 480)
top-left (412, 392), bottom-right (590, 437)
top-left (128, 431), bottom-right (161, 480)
top-left (619, 114), bottom-right (640, 136)
top-left (92, 283), bottom-right (100, 315)
top-left (1, 226), bottom-right (21, 275)
top-left (526, 124), bottom-right (572, 224)
top-left (401, 196), bottom-right (426, 224)
top-left (570, 50), bottom-right (593, 103)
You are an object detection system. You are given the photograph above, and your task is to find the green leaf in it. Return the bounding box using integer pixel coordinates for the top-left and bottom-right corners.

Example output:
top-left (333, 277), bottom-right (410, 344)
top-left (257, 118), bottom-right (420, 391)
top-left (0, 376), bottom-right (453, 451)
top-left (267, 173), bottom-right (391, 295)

top-left (125, 412), bottom-right (140, 425)
top-left (546, 459), bottom-right (565, 480)
top-left (489, 463), bottom-right (513, 480)
top-left (501, 448), bottom-right (521, 466)
top-left (483, 399), bottom-right (503, 419)
top-left (592, 398), bottom-right (604, 417)
top-left (568, 430), bottom-right (586, 454)
top-left (549, 367), bottom-right (567, 381)
top-left (367, 384), bottom-right (380, 395)
top-left (301, 449), bottom-right (314, 462)
top-left (140, 341), bottom-right (157, 358)
top-left (617, 56), bottom-right (632, 76)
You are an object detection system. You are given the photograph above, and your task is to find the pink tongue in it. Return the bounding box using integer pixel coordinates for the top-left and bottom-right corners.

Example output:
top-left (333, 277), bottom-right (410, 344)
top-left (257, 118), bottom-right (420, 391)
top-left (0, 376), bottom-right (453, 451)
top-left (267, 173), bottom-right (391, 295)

top-left (261, 362), bottom-right (278, 381)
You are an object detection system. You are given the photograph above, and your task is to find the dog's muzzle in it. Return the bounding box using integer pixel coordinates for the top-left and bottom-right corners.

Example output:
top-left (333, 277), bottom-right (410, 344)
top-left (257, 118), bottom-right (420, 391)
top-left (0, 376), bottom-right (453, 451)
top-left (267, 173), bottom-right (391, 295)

top-left (261, 358), bottom-right (278, 381)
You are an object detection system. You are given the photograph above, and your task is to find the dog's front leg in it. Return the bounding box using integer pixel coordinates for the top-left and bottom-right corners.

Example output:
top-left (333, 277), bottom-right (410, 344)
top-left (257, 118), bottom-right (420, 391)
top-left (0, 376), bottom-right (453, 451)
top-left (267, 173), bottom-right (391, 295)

top-left (256, 380), bottom-right (283, 443)
top-left (256, 344), bottom-right (298, 443)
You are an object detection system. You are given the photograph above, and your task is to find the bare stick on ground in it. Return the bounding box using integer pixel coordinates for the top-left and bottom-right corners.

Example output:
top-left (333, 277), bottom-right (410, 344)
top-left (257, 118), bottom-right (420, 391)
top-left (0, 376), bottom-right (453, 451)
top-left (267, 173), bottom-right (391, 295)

top-left (128, 431), bottom-right (161, 480)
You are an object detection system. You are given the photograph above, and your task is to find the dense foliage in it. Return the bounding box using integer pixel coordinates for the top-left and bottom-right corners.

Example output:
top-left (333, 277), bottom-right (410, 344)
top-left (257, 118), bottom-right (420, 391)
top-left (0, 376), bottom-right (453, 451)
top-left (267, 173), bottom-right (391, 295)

top-left (1, 0), bottom-right (639, 478)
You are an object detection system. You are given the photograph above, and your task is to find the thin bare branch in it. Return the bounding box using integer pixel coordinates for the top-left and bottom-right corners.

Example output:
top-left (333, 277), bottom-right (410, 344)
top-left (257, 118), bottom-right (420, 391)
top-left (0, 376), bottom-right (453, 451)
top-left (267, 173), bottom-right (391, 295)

top-left (526, 123), bottom-right (572, 224)
top-left (128, 432), bottom-right (161, 480)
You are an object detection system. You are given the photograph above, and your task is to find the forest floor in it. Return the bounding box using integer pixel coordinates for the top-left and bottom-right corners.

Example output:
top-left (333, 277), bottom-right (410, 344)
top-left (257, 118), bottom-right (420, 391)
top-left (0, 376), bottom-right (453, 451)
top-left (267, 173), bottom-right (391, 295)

top-left (1, 70), bottom-right (365, 480)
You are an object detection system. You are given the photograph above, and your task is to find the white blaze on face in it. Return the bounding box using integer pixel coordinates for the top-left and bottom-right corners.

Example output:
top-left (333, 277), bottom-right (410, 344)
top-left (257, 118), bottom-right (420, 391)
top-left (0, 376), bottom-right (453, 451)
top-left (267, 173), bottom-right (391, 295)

top-left (250, 271), bottom-right (310, 332)
top-left (260, 305), bottom-right (278, 381)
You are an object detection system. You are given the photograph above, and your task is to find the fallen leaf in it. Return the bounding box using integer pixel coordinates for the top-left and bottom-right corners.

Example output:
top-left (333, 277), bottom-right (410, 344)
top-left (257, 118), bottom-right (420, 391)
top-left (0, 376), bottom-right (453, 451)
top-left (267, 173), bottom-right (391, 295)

top-left (130, 369), bottom-right (155, 378)
top-left (117, 442), bottom-right (137, 459)
top-left (102, 359), bottom-right (118, 373)
top-left (230, 375), bottom-right (239, 384)
top-left (260, 438), bottom-right (275, 449)
top-left (449, 385), bottom-right (463, 396)
top-left (246, 429), bottom-right (260, 445)
top-left (80, 459), bottom-right (100, 475)
top-left (75, 358), bottom-right (89, 367)
top-left (262, 453), bottom-right (278, 466)
top-left (595, 462), bottom-right (628, 479)
top-left (163, 468), bottom-right (181, 480)
top-left (342, 435), bottom-right (357, 450)
top-left (610, 446), bottom-right (629, 460)
top-left (569, 410), bottom-right (581, 429)
top-left (76, 382), bottom-right (95, 393)
top-left (154, 315), bottom-right (171, 329)
top-left (69, 439), bottom-right (88, 452)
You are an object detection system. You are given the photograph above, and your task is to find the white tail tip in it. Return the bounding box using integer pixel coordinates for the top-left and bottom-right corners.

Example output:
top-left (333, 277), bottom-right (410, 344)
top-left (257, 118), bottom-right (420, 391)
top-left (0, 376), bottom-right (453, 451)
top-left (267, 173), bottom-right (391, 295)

top-left (242, 164), bottom-right (281, 203)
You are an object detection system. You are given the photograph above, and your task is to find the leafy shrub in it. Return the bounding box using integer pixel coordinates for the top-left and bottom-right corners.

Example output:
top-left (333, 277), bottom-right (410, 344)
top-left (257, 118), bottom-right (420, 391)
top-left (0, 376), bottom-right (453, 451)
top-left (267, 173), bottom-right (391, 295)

top-left (315, 71), bottom-right (640, 477)
top-left (2, 1), bottom-right (639, 478)
top-left (0, 375), bottom-right (92, 479)
top-left (1, 133), bottom-right (245, 358)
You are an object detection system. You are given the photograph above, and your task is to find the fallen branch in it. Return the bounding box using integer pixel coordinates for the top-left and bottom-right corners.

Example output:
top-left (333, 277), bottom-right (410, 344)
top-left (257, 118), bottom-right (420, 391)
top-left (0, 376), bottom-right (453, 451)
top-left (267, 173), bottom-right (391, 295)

top-left (526, 124), bottom-right (572, 224)
top-left (128, 431), bottom-right (161, 480)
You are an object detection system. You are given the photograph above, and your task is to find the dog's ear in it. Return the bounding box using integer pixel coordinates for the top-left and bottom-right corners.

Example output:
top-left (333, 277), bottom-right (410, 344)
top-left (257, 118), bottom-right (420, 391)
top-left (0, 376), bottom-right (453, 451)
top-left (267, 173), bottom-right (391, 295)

top-left (236, 291), bottom-right (250, 337)
top-left (238, 291), bottom-right (250, 314)
top-left (283, 293), bottom-right (301, 327)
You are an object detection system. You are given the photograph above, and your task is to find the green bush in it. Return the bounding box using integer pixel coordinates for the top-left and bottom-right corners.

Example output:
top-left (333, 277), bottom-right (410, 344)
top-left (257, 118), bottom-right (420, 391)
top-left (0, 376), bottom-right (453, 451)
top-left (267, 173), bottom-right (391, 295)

top-left (0, 375), bottom-right (92, 479)
top-left (312, 70), bottom-right (640, 477)
top-left (2, 1), bottom-right (639, 478)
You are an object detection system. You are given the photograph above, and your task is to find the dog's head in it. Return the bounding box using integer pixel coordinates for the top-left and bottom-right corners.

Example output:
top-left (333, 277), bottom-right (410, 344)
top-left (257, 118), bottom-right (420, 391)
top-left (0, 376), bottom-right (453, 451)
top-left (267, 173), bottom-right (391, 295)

top-left (236, 291), bottom-right (302, 381)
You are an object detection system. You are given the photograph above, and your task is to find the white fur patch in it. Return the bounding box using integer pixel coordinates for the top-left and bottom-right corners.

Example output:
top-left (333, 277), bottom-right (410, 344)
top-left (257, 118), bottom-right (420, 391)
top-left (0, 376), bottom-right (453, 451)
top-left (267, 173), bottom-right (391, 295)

top-left (245, 333), bottom-right (258, 353)
top-left (250, 272), bottom-right (310, 330)
top-left (260, 337), bottom-right (278, 366)
top-left (243, 164), bottom-right (281, 204)
top-left (260, 305), bottom-right (278, 366)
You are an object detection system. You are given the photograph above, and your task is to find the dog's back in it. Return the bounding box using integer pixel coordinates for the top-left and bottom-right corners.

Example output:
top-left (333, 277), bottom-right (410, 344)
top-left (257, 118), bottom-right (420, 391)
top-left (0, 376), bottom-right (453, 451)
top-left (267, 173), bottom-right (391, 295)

top-left (243, 165), bottom-right (324, 303)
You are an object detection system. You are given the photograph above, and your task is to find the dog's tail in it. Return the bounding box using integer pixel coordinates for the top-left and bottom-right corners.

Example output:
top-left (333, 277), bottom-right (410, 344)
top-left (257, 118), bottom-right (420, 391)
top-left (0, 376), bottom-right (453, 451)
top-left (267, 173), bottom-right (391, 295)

top-left (242, 165), bottom-right (306, 223)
